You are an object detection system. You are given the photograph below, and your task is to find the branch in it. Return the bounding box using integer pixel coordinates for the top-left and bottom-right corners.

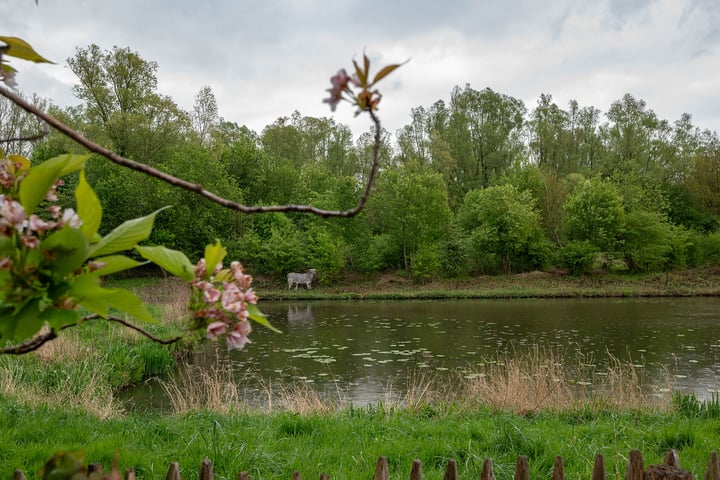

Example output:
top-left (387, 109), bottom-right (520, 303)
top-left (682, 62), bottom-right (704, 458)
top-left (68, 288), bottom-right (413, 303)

top-left (0, 118), bottom-right (50, 145)
top-left (0, 313), bottom-right (182, 355)
top-left (0, 85), bottom-right (383, 218)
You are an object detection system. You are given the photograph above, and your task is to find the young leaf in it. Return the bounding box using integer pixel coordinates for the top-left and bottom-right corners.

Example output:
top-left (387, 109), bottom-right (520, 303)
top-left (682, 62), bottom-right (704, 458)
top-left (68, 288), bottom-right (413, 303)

top-left (40, 226), bottom-right (89, 276)
top-left (247, 304), bottom-right (281, 333)
top-left (371, 63), bottom-right (403, 86)
top-left (363, 53), bottom-right (370, 79)
top-left (87, 206), bottom-right (170, 258)
top-left (71, 274), bottom-right (155, 323)
top-left (41, 307), bottom-right (80, 332)
top-left (91, 254), bottom-right (145, 276)
top-left (352, 59), bottom-right (367, 86)
top-left (203, 241), bottom-right (227, 278)
top-left (0, 36), bottom-right (55, 63)
top-left (136, 245), bottom-right (194, 281)
top-left (75, 170), bottom-right (102, 239)
top-left (10, 300), bottom-right (43, 341)
top-left (19, 154), bottom-right (89, 213)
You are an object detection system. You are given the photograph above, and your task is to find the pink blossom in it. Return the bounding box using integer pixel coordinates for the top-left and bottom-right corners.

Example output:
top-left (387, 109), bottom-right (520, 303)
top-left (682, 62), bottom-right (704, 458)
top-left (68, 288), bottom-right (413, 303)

top-left (206, 321), bottom-right (227, 340)
top-left (47, 205), bottom-right (62, 218)
top-left (28, 215), bottom-right (56, 234)
top-left (194, 258), bottom-right (207, 277)
top-left (203, 286), bottom-right (221, 304)
top-left (20, 234), bottom-right (38, 249)
top-left (323, 69), bottom-right (351, 112)
top-left (60, 208), bottom-right (82, 229)
top-left (226, 322), bottom-right (252, 350)
top-left (244, 288), bottom-right (258, 305)
top-left (87, 260), bottom-right (107, 272)
top-left (0, 257), bottom-right (11, 270)
top-left (0, 196), bottom-right (26, 234)
top-left (1, 69), bottom-right (17, 89)
top-left (221, 283), bottom-right (244, 313)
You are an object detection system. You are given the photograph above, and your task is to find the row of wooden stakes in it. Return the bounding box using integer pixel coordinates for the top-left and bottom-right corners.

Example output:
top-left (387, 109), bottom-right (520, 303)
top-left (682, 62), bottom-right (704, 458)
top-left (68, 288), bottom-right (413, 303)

top-left (12, 448), bottom-right (720, 480)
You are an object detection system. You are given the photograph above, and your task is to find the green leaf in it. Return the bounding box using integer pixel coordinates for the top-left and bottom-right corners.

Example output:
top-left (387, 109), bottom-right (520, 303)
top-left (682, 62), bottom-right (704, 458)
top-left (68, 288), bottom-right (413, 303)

top-left (247, 304), bottom-right (281, 333)
top-left (87, 206), bottom-right (170, 258)
top-left (92, 255), bottom-right (145, 276)
top-left (136, 245), bottom-right (194, 281)
top-left (41, 308), bottom-right (80, 332)
top-left (371, 63), bottom-right (403, 86)
top-left (19, 154), bottom-right (89, 213)
top-left (203, 240), bottom-right (227, 278)
top-left (70, 274), bottom-right (155, 323)
top-left (0, 36), bottom-right (55, 64)
top-left (75, 170), bottom-right (102, 239)
top-left (40, 226), bottom-right (89, 276)
top-left (11, 300), bottom-right (43, 342)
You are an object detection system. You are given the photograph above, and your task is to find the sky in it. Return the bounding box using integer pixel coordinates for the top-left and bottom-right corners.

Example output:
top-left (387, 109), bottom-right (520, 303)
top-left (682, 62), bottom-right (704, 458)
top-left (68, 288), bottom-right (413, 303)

top-left (4, 0), bottom-right (720, 141)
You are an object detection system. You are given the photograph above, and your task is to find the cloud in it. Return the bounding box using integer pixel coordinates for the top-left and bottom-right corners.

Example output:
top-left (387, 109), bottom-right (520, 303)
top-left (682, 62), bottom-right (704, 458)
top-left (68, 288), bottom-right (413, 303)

top-left (3, 0), bottom-right (719, 141)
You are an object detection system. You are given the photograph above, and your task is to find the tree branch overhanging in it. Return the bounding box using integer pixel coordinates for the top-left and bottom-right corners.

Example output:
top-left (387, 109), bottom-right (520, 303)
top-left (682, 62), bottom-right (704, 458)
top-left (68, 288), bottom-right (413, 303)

top-left (0, 314), bottom-right (182, 355)
top-left (0, 85), bottom-right (383, 218)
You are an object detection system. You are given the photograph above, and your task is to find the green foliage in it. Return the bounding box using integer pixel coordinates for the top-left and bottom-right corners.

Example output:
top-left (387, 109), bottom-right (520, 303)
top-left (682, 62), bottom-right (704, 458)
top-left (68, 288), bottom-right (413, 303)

top-left (564, 177), bottom-right (625, 254)
top-left (556, 240), bottom-right (599, 274)
top-left (411, 242), bottom-right (442, 282)
top-left (458, 185), bottom-right (547, 274)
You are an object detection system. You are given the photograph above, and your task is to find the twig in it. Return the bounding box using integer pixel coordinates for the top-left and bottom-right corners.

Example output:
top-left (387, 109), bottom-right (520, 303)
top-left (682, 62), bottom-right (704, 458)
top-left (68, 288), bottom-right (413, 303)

top-left (0, 119), bottom-right (50, 145)
top-left (0, 85), bottom-right (383, 218)
top-left (0, 313), bottom-right (182, 354)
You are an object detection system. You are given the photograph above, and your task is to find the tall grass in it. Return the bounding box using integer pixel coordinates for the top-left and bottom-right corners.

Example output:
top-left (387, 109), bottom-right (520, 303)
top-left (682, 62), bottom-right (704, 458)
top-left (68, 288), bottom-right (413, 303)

top-left (158, 346), bottom-right (674, 416)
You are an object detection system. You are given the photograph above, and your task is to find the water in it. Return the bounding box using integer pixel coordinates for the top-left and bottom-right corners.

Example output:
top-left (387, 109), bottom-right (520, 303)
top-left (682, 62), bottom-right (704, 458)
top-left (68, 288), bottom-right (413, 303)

top-left (124, 297), bottom-right (720, 410)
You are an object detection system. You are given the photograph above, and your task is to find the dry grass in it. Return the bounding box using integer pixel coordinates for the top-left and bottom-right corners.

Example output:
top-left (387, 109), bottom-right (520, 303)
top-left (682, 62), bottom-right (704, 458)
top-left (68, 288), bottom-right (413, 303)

top-left (157, 346), bottom-right (674, 416)
top-left (0, 352), bottom-right (122, 419)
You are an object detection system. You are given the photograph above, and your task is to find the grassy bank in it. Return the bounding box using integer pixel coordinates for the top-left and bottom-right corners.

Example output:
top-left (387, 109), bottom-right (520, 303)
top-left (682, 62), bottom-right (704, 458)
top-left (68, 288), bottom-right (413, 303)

top-left (108, 267), bottom-right (720, 301)
top-left (3, 394), bottom-right (720, 479)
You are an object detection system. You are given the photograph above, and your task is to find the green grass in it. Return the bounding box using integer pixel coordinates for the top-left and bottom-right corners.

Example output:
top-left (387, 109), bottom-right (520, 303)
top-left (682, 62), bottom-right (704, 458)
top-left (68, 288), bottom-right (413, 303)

top-left (3, 397), bottom-right (720, 480)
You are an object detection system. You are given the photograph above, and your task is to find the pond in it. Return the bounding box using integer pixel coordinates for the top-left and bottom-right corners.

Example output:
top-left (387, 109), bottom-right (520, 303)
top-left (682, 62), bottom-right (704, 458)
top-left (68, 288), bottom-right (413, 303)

top-left (124, 297), bottom-right (720, 411)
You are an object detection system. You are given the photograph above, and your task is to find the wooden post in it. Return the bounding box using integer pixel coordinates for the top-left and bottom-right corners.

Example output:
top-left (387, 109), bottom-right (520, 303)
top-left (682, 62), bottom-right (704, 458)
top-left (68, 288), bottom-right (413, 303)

top-left (481, 458), bottom-right (495, 480)
top-left (626, 450), bottom-right (645, 480)
top-left (552, 456), bottom-right (565, 480)
top-left (409, 459), bottom-right (422, 480)
top-left (13, 470), bottom-right (25, 480)
top-left (705, 452), bottom-right (720, 480)
top-left (238, 472), bottom-right (249, 480)
top-left (125, 468), bottom-right (137, 480)
top-left (515, 456), bottom-right (530, 480)
top-left (592, 454), bottom-right (606, 480)
top-left (373, 456), bottom-right (389, 480)
top-left (200, 458), bottom-right (214, 480)
top-left (443, 459), bottom-right (458, 480)
top-left (291, 471), bottom-right (301, 480)
top-left (665, 450), bottom-right (681, 469)
top-left (166, 462), bottom-right (180, 480)
top-left (319, 473), bottom-right (330, 480)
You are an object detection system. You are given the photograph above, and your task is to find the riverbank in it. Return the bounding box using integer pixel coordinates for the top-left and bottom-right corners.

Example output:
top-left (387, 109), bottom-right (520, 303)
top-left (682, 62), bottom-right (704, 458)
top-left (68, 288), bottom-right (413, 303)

top-left (254, 267), bottom-right (720, 300)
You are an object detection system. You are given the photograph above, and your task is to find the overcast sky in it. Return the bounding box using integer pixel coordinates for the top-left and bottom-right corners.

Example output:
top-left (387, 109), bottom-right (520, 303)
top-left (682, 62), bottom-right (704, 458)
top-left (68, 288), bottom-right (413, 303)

top-left (5, 0), bottom-right (720, 141)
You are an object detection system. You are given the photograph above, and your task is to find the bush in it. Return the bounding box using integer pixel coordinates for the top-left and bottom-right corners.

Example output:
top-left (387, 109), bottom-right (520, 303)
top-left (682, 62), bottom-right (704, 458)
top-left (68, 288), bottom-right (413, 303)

top-left (411, 242), bottom-right (442, 282)
top-left (557, 240), bottom-right (600, 274)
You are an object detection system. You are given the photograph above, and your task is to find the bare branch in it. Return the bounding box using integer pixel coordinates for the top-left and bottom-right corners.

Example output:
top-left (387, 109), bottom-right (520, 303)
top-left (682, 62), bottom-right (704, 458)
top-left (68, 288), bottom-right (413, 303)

top-left (0, 118), bottom-right (50, 145)
top-left (0, 313), bottom-right (182, 355)
top-left (0, 85), bottom-right (383, 218)
top-left (100, 314), bottom-right (183, 344)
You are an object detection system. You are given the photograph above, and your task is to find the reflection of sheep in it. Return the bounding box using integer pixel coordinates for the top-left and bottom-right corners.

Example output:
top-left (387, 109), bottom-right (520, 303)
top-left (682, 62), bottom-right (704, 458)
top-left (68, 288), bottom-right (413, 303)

top-left (287, 305), bottom-right (314, 323)
top-left (286, 268), bottom-right (317, 289)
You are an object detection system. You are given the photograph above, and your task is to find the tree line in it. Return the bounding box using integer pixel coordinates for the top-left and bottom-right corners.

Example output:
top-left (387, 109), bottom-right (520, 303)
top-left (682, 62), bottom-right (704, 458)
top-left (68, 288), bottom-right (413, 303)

top-left (6, 45), bottom-right (720, 282)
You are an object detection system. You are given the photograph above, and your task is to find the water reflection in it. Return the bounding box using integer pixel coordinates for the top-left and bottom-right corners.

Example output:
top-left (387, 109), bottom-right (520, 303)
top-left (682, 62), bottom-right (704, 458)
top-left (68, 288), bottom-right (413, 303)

top-left (125, 297), bottom-right (720, 410)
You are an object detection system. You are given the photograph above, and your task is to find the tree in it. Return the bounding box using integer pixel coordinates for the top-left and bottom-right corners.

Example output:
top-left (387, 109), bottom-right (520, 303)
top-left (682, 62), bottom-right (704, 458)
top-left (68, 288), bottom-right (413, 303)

top-left (563, 177), bottom-right (625, 256)
top-left (192, 85), bottom-right (219, 147)
top-left (458, 184), bottom-right (548, 274)
top-left (0, 40), bottom-right (402, 352)
top-left (368, 164), bottom-right (452, 270)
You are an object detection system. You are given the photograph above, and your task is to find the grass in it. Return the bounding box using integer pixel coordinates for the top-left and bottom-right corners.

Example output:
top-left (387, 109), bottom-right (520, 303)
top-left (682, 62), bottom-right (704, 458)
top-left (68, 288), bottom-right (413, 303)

top-left (3, 272), bottom-right (720, 478)
top-left (109, 267), bottom-right (720, 301)
top-left (3, 394), bottom-right (720, 480)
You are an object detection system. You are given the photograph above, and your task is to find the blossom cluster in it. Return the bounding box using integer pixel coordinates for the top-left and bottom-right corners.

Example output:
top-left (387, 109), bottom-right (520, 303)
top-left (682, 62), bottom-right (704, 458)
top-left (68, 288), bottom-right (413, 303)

top-left (0, 156), bottom-right (82, 277)
top-left (189, 258), bottom-right (258, 350)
